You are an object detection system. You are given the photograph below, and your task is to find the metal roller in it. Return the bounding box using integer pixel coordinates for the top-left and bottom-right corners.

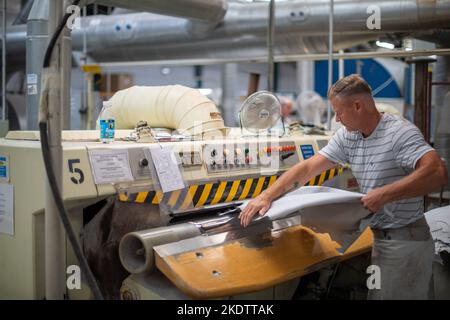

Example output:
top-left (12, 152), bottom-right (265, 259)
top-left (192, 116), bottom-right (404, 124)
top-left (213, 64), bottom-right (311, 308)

top-left (119, 223), bottom-right (201, 274)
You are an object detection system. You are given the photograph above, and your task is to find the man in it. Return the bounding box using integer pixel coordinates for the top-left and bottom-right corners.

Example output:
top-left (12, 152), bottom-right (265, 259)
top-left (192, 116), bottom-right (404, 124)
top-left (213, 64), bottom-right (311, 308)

top-left (239, 74), bottom-right (448, 300)
top-left (273, 96), bottom-right (294, 131)
top-left (280, 96), bottom-right (294, 124)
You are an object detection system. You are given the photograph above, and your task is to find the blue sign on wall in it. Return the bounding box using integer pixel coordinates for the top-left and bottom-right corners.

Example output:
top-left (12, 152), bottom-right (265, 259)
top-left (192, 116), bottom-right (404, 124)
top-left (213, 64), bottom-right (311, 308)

top-left (300, 145), bottom-right (315, 160)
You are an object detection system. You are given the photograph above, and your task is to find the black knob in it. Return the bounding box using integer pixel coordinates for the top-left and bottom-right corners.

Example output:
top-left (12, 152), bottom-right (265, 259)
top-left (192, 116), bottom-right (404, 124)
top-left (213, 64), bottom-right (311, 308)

top-left (139, 158), bottom-right (149, 167)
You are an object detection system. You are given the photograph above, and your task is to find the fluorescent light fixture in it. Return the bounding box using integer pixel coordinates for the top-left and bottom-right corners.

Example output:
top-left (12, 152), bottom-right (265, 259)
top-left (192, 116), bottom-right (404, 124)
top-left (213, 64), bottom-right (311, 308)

top-left (376, 41), bottom-right (395, 50)
top-left (198, 88), bottom-right (213, 96)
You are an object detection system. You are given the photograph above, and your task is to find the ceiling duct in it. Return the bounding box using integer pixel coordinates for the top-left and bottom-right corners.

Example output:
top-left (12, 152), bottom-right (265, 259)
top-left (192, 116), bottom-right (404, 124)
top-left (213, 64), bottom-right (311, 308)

top-left (3, 1), bottom-right (450, 64)
top-left (93, 0), bottom-right (228, 23)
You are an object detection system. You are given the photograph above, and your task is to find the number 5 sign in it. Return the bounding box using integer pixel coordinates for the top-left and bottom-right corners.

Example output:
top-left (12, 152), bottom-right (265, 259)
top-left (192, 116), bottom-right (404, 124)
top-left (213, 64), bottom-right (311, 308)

top-left (68, 159), bottom-right (85, 185)
top-left (63, 151), bottom-right (97, 200)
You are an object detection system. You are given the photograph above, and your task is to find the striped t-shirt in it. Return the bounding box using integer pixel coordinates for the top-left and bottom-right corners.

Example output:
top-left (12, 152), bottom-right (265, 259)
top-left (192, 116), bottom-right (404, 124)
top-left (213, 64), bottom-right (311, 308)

top-left (319, 113), bottom-right (434, 229)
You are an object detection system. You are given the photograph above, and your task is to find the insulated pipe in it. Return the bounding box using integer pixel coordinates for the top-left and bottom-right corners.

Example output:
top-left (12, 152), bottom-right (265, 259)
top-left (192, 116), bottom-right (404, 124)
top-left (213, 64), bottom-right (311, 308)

top-left (105, 85), bottom-right (226, 135)
top-left (93, 0), bottom-right (228, 23)
top-left (4, 1), bottom-right (450, 64)
top-left (119, 223), bottom-right (201, 274)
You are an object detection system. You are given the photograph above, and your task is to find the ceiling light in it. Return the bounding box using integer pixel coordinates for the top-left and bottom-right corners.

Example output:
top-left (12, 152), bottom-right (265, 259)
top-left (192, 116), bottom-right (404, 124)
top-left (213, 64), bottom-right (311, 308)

top-left (376, 41), bottom-right (394, 50)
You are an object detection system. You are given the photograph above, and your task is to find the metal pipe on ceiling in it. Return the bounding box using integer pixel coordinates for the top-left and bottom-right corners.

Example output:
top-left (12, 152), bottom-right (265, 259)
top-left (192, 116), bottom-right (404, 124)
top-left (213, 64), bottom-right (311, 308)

top-left (93, 0), bottom-right (228, 23)
top-left (94, 48), bottom-right (450, 68)
top-left (3, 0), bottom-right (450, 64)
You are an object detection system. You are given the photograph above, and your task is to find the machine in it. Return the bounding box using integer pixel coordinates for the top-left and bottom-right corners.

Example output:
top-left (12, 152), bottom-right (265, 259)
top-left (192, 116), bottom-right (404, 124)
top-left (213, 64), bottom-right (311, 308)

top-left (0, 86), bottom-right (371, 300)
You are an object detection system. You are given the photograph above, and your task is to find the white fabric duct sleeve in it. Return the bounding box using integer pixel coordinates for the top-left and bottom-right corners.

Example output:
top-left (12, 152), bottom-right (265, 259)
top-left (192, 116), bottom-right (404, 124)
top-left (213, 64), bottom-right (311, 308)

top-left (105, 85), bottom-right (226, 135)
top-left (239, 186), bottom-right (374, 253)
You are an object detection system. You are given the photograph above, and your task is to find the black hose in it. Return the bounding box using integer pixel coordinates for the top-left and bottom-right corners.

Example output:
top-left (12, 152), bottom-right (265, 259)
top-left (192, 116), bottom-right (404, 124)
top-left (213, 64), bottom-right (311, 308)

top-left (39, 0), bottom-right (104, 300)
top-left (43, 1), bottom-right (80, 68)
top-left (39, 123), bottom-right (104, 300)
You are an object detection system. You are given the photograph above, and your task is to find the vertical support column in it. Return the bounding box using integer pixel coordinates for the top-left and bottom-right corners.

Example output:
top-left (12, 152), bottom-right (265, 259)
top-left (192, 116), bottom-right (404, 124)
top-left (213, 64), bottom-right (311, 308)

top-left (326, 0), bottom-right (334, 130)
top-left (296, 60), bottom-right (314, 94)
top-left (433, 55), bottom-right (450, 193)
top-left (338, 49), bottom-right (344, 79)
top-left (221, 63), bottom-right (238, 127)
top-left (0, 0), bottom-right (7, 137)
top-left (61, 5), bottom-right (71, 130)
top-left (409, 58), bottom-right (434, 142)
top-left (2, 0), bottom-right (6, 123)
top-left (26, 0), bottom-right (49, 130)
top-left (409, 58), bottom-right (435, 211)
top-left (267, 0), bottom-right (275, 92)
top-left (45, 0), bottom-right (65, 300)
top-left (194, 65), bottom-right (203, 88)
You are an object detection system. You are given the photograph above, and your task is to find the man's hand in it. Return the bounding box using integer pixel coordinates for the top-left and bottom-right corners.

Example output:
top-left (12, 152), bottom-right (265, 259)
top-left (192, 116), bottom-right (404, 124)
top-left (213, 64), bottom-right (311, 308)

top-left (239, 194), bottom-right (272, 228)
top-left (361, 188), bottom-right (387, 213)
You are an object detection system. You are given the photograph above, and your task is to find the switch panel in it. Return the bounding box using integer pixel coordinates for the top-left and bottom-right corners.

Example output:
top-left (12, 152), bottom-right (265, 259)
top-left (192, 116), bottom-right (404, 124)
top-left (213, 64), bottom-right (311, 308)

top-left (203, 141), bottom-right (299, 173)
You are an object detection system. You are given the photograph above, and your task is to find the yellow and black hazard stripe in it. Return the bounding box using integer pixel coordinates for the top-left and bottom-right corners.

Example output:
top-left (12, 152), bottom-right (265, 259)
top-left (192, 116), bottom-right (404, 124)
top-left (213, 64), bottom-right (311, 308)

top-left (304, 166), bottom-right (344, 186)
top-left (119, 167), bottom-right (345, 209)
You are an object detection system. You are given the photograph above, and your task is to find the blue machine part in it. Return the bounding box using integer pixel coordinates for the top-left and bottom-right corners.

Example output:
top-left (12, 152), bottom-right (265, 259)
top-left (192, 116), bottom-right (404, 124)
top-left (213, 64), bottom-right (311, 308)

top-left (315, 59), bottom-right (402, 98)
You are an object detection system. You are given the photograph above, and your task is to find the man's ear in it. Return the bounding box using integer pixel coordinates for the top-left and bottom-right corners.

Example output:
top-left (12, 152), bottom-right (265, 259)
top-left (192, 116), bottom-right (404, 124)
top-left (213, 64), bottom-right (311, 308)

top-left (353, 100), bottom-right (361, 111)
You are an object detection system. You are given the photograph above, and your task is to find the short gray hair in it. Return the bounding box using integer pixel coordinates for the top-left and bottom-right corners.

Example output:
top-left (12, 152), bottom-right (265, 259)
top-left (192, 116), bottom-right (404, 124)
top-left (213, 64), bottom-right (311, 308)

top-left (328, 74), bottom-right (373, 100)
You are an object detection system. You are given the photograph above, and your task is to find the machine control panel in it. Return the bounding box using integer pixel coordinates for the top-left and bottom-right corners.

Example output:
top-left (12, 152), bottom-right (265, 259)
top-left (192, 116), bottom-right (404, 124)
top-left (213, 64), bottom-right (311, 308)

top-left (204, 141), bottom-right (300, 173)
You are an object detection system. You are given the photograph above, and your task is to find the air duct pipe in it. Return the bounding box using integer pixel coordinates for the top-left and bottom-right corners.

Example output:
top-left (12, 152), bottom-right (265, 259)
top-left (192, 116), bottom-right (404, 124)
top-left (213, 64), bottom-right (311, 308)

top-left (4, 1), bottom-right (450, 64)
top-left (103, 85), bottom-right (226, 136)
top-left (119, 223), bottom-right (201, 274)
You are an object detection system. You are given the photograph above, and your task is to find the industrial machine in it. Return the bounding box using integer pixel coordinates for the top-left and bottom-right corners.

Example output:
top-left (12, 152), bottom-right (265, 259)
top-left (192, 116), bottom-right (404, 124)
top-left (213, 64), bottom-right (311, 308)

top-left (0, 86), bottom-right (371, 300)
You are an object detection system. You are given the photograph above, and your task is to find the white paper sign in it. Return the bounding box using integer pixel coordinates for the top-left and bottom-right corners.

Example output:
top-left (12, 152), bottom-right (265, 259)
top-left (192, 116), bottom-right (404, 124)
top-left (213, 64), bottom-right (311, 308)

top-left (27, 73), bottom-right (38, 84)
top-left (149, 147), bottom-right (185, 193)
top-left (0, 184), bottom-right (14, 236)
top-left (88, 149), bottom-right (134, 185)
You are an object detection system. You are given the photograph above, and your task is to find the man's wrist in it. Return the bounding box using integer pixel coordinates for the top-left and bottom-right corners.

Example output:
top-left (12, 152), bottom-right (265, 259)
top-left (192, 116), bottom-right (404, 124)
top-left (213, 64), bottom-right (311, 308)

top-left (380, 186), bottom-right (392, 204)
top-left (260, 190), bottom-right (274, 202)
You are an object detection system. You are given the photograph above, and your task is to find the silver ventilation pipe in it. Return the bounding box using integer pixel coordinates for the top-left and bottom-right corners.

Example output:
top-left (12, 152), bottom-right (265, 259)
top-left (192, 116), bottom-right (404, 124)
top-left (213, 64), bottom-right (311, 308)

top-left (93, 0), bottom-right (228, 23)
top-left (3, 1), bottom-right (450, 64)
top-left (72, 0), bottom-right (450, 62)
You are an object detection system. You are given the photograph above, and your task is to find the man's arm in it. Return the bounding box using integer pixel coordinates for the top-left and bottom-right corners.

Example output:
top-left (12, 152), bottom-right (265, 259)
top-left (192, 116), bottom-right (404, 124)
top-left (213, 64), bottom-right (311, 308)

top-left (239, 154), bottom-right (335, 227)
top-left (361, 151), bottom-right (448, 213)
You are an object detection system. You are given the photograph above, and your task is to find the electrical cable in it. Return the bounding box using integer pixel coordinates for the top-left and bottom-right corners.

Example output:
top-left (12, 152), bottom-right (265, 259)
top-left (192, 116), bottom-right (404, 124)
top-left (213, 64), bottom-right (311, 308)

top-left (39, 0), bottom-right (104, 300)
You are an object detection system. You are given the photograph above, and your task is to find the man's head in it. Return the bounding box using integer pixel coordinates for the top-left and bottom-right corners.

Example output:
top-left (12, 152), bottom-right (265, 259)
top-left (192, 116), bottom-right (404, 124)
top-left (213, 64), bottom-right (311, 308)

top-left (279, 96), bottom-right (293, 118)
top-left (328, 74), bottom-right (378, 132)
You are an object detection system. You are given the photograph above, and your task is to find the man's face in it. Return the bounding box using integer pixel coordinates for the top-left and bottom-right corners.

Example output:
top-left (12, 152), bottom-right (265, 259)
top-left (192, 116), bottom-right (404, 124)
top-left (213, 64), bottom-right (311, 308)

top-left (330, 96), bottom-right (361, 132)
top-left (281, 101), bottom-right (292, 117)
